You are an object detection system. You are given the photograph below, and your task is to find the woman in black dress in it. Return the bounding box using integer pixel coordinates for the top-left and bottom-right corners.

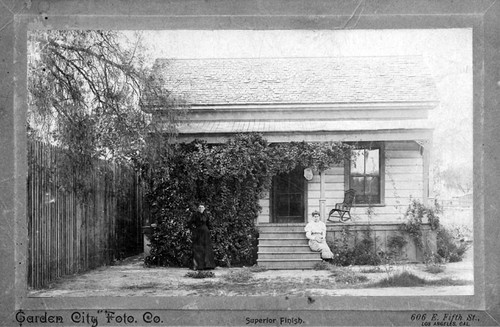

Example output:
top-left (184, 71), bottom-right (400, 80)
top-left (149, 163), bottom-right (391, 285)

top-left (187, 203), bottom-right (216, 270)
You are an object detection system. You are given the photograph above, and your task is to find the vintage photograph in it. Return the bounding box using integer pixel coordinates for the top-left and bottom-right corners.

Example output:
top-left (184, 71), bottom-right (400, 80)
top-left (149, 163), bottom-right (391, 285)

top-left (25, 28), bottom-right (473, 298)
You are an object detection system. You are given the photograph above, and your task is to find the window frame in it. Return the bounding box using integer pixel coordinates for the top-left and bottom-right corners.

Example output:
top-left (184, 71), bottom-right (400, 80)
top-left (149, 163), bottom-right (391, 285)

top-left (344, 142), bottom-right (385, 207)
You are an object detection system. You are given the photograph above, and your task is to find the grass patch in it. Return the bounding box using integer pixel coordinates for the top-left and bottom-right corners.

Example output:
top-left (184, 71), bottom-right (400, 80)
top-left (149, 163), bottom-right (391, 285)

top-left (371, 271), bottom-right (426, 287)
top-left (184, 270), bottom-right (216, 279)
top-left (313, 261), bottom-right (332, 271)
top-left (359, 266), bottom-right (384, 274)
top-left (329, 267), bottom-right (369, 284)
top-left (425, 264), bottom-right (446, 274)
top-left (369, 271), bottom-right (471, 288)
top-left (221, 268), bottom-right (253, 283)
top-left (248, 265), bottom-right (268, 273)
top-left (120, 282), bottom-right (160, 290)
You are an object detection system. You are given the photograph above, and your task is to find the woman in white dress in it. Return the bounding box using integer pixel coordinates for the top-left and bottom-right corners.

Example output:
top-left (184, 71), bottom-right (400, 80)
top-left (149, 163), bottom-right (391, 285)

top-left (304, 210), bottom-right (334, 260)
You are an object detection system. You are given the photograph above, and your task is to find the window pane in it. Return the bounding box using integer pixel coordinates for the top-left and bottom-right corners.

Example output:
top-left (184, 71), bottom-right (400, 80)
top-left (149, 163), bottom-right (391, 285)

top-left (276, 175), bottom-right (288, 191)
top-left (351, 150), bottom-right (365, 174)
top-left (365, 149), bottom-right (379, 175)
top-left (289, 180), bottom-right (303, 193)
top-left (289, 194), bottom-right (303, 216)
top-left (365, 176), bottom-right (380, 196)
top-left (351, 176), bottom-right (365, 195)
top-left (277, 194), bottom-right (289, 215)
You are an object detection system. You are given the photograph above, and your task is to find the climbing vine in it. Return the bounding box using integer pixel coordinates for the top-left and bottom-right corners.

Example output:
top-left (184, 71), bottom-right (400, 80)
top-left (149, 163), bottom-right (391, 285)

top-left (144, 133), bottom-right (353, 268)
top-left (400, 199), bottom-right (441, 248)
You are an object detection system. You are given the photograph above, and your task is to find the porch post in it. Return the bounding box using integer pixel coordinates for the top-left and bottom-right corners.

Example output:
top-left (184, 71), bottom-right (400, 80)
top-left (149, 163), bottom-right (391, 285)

top-left (422, 139), bottom-right (432, 206)
top-left (319, 171), bottom-right (326, 222)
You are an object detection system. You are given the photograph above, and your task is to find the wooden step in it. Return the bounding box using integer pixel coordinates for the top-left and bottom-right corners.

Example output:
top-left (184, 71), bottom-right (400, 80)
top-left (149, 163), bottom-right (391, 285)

top-left (258, 245), bottom-right (311, 253)
top-left (257, 224), bottom-right (322, 270)
top-left (258, 224), bottom-right (307, 233)
top-left (257, 252), bottom-right (321, 260)
top-left (256, 258), bottom-right (322, 270)
top-left (258, 238), bottom-right (309, 246)
top-left (258, 231), bottom-right (307, 238)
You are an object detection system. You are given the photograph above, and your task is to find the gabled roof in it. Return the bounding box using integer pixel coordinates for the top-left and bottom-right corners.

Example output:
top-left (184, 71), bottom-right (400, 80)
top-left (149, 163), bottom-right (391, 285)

top-left (153, 56), bottom-right (439, 106)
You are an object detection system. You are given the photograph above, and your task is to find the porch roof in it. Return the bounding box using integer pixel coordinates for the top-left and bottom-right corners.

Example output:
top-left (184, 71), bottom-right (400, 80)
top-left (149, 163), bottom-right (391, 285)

top-left (172, 119), bottom-right (433, 143)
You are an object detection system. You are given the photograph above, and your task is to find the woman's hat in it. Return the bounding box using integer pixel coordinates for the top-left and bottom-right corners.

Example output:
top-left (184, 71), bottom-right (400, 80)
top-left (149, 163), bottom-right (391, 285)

top-left (312, 210), bottom-right (320, 216)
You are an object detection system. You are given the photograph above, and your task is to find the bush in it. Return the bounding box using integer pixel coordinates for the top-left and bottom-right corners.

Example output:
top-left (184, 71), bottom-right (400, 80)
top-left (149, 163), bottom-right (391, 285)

top-left (351, 236), bottom-right (382, 265)
top-left (436, 226), bottom-right (471, 263)
top-left (144, 218), bottom-right (193, 267)
top-left (386, 235), bottom-right (408, 262)
top-left (328, 227), bottom-right (381, 266)
top-left (400, 199), bottom-right (441, 248)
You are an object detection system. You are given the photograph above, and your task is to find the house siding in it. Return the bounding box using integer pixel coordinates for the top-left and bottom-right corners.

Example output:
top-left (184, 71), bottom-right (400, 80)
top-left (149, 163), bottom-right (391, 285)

top-left (257, 141), bottom-right (424, 224)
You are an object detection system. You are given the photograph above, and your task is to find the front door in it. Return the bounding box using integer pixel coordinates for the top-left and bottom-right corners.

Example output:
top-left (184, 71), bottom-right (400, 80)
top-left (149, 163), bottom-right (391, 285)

top-left (271, 168), bottom-right (305, 223)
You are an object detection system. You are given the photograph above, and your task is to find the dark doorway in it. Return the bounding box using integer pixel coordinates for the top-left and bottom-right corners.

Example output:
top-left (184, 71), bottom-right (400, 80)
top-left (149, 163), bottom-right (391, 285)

top-left (271, 168), bottom-right (306, 223)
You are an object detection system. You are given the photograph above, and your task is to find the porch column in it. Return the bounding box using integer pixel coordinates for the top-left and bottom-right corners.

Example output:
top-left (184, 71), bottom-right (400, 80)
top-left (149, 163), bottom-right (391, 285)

top-left (422, 139), bottom-right (432, 206)
top-left (319, 171), bottom-right (326, 222)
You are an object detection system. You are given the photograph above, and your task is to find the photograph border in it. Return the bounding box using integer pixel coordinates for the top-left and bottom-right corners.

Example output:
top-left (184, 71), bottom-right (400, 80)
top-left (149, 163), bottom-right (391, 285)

top-left (1, 0), bottom-right (499, 325)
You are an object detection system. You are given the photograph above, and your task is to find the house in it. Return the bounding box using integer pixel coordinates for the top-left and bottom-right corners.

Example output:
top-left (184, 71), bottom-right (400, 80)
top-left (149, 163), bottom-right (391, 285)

top-left (145, 56), bottom-right (440, 268)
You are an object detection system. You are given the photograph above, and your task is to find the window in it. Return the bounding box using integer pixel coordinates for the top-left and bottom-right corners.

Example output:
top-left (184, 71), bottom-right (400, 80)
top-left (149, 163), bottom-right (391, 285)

top-left (347, 144), bottom-right (384, 205)
top-left (271, 168), bottom-right (305, 223)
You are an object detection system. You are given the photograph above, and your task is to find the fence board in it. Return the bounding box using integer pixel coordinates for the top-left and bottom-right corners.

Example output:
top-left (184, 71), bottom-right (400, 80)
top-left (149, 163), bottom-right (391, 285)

top-left (27, 140), bottom-right (145, 289)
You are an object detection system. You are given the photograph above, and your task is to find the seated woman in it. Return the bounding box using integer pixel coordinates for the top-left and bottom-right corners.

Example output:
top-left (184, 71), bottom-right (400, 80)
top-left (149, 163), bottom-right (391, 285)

top-left (304, 210), bottom-right (334, 260)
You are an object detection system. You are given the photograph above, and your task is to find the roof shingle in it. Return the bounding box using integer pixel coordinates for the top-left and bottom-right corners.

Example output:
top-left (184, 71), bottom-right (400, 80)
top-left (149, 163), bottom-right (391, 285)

top-left (154, 56), bottom-right (439, 106)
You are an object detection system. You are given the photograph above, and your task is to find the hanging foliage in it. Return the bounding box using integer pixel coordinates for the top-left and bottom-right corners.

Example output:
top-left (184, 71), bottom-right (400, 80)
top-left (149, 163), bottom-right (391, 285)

top-left (144, 133), bottom-right (353, 268)
top-left (28, 30), bottom-right (186, 199)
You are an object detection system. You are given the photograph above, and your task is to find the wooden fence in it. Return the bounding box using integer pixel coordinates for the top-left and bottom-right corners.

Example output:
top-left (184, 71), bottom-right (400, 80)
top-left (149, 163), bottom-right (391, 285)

top-left (27, 140), bottom-right (145, 289)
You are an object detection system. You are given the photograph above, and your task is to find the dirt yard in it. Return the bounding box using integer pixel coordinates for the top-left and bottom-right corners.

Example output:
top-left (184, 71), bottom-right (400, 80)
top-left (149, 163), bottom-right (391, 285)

top-left (29, 248), bottom-right (474, 297)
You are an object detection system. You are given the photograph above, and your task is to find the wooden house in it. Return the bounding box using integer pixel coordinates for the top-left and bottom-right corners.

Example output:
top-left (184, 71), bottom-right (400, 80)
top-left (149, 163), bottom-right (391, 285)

top-left (146, 56), bottom-right (440, 268)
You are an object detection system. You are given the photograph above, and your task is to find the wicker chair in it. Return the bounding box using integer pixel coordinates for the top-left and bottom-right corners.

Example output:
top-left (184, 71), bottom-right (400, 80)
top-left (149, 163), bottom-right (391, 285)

top-left (327, 189), bottom-right (356, 222)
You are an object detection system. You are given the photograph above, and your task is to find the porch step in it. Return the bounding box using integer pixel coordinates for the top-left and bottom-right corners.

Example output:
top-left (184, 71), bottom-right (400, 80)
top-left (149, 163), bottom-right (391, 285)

top-left (258, 252), bottom-right (321, 260)
top-left (258, 224), bottom-right (307, 233)
top-left (258, 231), bottom-right (307, 238)
top-left (256, 258), bottom-right (322, 270)
top-left (257, 224), bottom-right (322, 270)
top-left (258, 245), bottom-right (311, 253)
top-left (258, 238), bottom-right (309, 246)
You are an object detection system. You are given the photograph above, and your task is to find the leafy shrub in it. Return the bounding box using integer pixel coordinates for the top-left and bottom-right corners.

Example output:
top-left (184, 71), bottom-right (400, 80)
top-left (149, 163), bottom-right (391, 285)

top-left (328, 227), bottom-right (381, 266)
top-left (386, 235), bottom-right (408, 262)
top-left (400, 199), bottom-right (441, 248)
top-left (351, 236), bottom-right (382, 265)
top-left (436, 226), bottom-right (471, 263)
top-left (328, 226), bottom-right (353, 266)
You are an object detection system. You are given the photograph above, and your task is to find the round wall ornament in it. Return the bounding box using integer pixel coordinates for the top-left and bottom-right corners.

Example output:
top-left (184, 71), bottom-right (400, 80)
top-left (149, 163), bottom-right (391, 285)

top-left (303, 167), bottom-right (313, 181)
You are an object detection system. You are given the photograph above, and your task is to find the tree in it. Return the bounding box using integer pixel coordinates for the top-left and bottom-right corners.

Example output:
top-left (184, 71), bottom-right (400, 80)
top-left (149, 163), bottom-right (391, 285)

top-left (28, 30), bottom-right (185, 174)
top-left (436, 166), bottom-right (473, 195)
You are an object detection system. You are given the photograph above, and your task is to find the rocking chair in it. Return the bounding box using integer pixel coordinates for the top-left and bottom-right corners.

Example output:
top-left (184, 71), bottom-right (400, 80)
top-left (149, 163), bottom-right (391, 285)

top-left (327, 189), bottom-right (356, 222)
